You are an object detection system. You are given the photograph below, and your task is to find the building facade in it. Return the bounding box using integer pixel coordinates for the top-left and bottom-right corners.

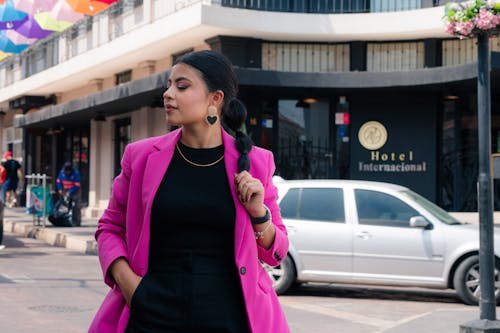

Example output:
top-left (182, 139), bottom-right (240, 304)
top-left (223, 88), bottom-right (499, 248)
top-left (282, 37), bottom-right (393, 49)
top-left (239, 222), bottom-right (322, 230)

top-left (0, 0), bottom-right (497, 215)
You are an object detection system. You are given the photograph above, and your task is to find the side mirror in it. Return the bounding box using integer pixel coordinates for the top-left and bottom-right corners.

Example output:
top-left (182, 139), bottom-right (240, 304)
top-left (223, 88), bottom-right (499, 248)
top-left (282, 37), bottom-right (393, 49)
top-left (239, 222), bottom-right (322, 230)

top-left (409, 216), bottom-right (431, 228)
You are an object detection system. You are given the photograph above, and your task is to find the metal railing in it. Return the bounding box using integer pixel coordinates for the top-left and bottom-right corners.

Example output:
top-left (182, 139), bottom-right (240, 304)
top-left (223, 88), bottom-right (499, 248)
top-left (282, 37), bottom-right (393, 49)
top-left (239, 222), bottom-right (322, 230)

top-left (220, 0), bottom-right (448, 13)
top-left (0, 0), bottom-right (470, 88)
top-left (0, 0), bottom-right (214, 88)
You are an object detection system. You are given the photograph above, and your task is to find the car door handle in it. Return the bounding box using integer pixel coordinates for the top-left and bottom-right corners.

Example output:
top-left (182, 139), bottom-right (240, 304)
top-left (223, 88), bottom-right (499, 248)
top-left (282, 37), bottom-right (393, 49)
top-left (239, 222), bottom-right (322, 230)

top-left (355, 231), bottom-right (372, 239)
top-left (286, 226), bottom-right (297, 234)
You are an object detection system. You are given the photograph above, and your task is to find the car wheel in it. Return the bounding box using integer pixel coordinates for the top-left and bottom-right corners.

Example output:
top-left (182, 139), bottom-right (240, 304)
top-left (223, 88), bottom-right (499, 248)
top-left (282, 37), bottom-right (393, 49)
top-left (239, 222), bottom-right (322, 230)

top-left (453, 255), bottom-right (500, 305)
top-left (262, 255), bottom-right (296, 295)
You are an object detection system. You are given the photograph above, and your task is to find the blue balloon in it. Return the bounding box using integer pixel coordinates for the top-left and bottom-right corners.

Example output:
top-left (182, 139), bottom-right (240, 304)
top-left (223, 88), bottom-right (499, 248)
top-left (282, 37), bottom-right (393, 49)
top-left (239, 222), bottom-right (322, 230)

top-left (0, 31), bottom-right (28, 53)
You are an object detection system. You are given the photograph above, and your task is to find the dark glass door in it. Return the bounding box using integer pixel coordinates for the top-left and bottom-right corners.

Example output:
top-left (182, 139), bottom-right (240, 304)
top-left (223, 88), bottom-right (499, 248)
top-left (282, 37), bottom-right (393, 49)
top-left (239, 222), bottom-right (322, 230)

top-left (277, 99), bottom-right (334, 179)
top-left (114, 118), bottom-right (131, 177)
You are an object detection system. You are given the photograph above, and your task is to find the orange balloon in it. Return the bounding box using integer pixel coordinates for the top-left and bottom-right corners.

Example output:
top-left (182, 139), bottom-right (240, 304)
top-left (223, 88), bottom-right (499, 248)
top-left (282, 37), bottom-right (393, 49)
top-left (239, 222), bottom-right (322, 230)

top-left (0, 0), bottom-right (6, 4)
top-left (65, 0), bottom-right (109, 15)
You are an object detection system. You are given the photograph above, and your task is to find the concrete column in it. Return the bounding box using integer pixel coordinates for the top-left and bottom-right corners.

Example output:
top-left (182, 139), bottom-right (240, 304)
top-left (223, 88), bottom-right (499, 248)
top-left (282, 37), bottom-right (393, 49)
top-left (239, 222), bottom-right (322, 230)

top-left (143, 0), bottom-right (153, 23)
top-left (88, 119), bottom-right (101, 215)
top-left (98, 119), bottom-right (113, 208)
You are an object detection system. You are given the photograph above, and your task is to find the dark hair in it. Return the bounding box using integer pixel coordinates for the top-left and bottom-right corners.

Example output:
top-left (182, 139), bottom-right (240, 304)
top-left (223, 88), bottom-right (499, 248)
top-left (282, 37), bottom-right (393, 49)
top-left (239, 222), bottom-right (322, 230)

top-left (175, 50), bottom-right (252, 172)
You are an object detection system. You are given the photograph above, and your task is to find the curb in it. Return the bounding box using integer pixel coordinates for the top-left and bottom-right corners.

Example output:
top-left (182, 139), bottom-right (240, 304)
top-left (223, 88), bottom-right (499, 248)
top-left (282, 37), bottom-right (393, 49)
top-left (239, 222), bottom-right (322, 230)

top-left (4, 219), bottom-right (98, 255)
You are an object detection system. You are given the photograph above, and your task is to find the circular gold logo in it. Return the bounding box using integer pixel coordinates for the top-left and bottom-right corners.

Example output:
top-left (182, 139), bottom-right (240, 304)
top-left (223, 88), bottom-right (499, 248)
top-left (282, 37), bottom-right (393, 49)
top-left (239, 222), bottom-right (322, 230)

top-left (358, 121), bottom-right (387, 150)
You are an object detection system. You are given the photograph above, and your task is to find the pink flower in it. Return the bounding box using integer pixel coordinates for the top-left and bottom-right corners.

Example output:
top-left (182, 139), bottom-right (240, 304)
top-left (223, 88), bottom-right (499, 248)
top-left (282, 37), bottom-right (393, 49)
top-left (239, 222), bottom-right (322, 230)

top-left (444, 2), bottom-right (500, 37)
top-left (475, 8), bottom-right (499, 30)
top-left (445, 22), bottom-right (456, 34)
top-left (456, 21), bottom-right (475, 37)
top-left (494, 15), bottom-right (500, 26)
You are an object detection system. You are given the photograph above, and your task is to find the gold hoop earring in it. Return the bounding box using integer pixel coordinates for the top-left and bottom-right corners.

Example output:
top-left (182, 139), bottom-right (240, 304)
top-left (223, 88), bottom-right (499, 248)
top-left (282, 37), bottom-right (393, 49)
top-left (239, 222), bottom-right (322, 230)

top-left (206, 105), bottom-right (218, 125)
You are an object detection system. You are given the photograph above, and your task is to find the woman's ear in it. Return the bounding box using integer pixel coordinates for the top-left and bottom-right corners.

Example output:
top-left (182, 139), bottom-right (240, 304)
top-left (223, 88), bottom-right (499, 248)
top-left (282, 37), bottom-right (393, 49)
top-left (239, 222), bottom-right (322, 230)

top-left (211, 90), bottom-right (225, 109)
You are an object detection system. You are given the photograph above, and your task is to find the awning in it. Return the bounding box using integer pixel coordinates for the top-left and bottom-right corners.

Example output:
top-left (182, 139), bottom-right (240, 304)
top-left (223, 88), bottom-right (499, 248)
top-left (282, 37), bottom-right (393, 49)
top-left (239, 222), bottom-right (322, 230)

top-left (14, 52), bottom-right (500, 129)
top-left (236, 53), bottom-right (500, 90)
top-left (235, 63), bottom-right (479, 89)
top-left (14, 70), bottom-right (168, 129)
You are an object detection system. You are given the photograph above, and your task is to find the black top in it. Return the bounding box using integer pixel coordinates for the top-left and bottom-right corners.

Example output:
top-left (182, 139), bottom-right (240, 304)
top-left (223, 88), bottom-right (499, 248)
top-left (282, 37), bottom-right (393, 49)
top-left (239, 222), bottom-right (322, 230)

top-left (126, 142), bottom-right (250, 332)
top-left (2, 159), bottom-right (21, 181)
top-left (149, 141), bottom-right (235, 261)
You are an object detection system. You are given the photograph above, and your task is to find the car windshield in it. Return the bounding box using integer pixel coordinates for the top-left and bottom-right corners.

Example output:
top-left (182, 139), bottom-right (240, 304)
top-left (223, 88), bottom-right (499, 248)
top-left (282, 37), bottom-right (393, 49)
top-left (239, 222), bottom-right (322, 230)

top-left (400, 190), bottom-right (462, 225)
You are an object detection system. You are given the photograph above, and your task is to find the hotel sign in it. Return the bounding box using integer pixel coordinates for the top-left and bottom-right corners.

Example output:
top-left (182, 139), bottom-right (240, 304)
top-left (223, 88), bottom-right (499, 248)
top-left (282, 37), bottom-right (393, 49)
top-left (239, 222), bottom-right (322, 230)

top-left (357, 121), bottom-right (427, 173)
top-left (358, 121), bottom-right (387, 150)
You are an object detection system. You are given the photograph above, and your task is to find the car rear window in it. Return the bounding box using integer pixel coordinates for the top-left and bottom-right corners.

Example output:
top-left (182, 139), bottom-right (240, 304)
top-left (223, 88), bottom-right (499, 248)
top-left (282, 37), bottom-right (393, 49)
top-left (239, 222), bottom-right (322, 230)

top-left (279, 187), bottom-right (345, 223)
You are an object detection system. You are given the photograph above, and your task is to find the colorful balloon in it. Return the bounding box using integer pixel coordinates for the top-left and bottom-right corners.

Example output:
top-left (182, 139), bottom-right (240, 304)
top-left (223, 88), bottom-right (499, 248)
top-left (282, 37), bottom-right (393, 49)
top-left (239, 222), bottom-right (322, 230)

top-left (15, 15), bottom-right (52, 38)
top-left (0, 0), bottom-right (28, 30)
top-left (0, 31), bottom-right (28, 53)
top-left (65, 0), bottom-right (110, 16)
top-left (34, 12), bottom-right (74, 32)
top-left (13, 0), bottom-right (58, 16)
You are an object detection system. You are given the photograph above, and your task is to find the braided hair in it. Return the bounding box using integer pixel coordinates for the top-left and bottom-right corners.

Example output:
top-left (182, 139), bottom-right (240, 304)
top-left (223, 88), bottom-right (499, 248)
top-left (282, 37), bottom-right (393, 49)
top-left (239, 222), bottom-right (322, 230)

top-left (175, 50), bottom-right (252, 172)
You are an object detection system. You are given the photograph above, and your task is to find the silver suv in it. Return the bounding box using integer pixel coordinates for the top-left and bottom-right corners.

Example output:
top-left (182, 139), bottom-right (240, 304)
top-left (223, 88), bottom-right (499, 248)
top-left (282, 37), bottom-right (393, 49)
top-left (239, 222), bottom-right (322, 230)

top-left (265, 177), bottom-right (500, 305)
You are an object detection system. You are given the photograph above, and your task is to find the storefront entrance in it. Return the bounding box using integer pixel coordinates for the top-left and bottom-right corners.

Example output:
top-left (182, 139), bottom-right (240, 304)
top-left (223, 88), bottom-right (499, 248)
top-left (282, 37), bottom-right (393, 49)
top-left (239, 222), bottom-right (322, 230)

top-left (276, 99), bottom-right (335, 179)
top-left (25, 126), bottom-right (89, 206)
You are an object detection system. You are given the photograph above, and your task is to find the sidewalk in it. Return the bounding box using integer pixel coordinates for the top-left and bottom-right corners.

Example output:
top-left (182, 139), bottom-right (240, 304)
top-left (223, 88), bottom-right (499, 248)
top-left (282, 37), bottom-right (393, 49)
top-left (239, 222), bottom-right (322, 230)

top-left (2, 206), bottom-right (498, 257)
top-left (2, 207), bottom-right (98, 255)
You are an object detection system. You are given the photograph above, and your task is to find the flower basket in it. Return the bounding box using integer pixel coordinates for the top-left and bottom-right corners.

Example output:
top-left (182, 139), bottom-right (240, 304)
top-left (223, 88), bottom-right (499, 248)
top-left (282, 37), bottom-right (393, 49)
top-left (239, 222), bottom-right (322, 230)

top-left (444, 0), bottom-right (500, 38)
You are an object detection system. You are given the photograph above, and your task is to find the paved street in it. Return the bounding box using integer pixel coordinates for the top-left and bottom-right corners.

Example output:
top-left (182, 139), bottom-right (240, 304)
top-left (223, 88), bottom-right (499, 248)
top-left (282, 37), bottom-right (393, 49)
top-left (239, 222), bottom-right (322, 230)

top-left (0, 229), bottom-right (490, 333)
top-left (281, 284), bottom-right (480, 333)
top-left (0, 233), bottom-right (107, 333)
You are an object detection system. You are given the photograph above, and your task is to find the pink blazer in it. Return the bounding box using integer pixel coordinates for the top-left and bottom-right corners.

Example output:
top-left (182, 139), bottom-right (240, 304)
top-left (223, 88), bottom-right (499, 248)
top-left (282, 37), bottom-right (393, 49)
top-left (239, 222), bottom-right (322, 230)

top-left (89, 128), bottom-right (290, 333)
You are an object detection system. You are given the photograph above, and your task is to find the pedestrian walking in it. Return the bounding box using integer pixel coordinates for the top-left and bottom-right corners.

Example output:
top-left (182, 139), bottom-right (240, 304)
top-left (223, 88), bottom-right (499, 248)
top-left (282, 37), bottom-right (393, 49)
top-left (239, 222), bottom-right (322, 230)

top-left (55, 162), bottom-right (82, 226)
top-left (0, 158), bottom-right (7, 204)
top-left (2, 151), bottom-right (23, 208)
top-left (89, 50), bottom-right (290, 333)
top-left (0, 159), bottom-right (4, 249)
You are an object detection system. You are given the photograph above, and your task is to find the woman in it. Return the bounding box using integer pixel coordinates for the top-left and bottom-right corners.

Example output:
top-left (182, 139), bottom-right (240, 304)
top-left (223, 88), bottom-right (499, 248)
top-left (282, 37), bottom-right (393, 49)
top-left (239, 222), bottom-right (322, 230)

top-left (89, 50), bottom-right (290, 333)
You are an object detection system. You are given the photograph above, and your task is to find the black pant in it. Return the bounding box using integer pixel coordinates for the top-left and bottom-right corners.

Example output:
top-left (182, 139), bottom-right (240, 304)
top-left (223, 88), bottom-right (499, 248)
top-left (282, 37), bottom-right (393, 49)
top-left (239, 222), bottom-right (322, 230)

top-left (69, 191), bottom-right (81, 226)
top-left (126, 251), bottom-right (250, 333)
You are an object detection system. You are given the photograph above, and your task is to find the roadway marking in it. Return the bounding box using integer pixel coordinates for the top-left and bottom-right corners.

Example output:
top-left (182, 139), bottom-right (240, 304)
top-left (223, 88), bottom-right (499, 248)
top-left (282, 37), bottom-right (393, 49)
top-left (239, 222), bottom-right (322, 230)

top-left (1, 273), bottom-right (36, 283)
top-left (379, 308), bottom-right (476, 332)
top-left (0, 274), bottom-right (14, 283)
top-left (379, 310), bottom-right (433, 332)
top-left (280, 298), bottom-right (395, 330)
top-left (281, 298), bottom-right (475, 332)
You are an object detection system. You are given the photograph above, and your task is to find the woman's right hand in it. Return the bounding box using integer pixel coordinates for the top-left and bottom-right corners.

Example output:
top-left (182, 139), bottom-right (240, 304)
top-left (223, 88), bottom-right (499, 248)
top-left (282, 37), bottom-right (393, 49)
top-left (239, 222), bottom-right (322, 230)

top-left (109, 257), bottom-right (142, 306)
top-left (120, 273), bottom-right (142, 307)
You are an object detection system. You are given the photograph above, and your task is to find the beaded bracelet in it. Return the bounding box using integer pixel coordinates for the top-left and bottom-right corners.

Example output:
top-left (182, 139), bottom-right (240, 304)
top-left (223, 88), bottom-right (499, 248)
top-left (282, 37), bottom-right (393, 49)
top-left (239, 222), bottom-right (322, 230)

top-left (254, 220), bottom-right (273, 240)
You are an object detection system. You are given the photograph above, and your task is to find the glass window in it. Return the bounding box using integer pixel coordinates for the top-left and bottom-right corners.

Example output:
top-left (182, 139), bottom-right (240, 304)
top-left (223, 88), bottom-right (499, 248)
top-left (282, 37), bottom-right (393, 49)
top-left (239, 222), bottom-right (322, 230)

top-left (114, 118), bottom-right (131, 177)
top-left (401, 190), bottom-right (461, 225)
top-left (115, 69), bottom-right (132, 85)
top-left (279, 188), bottom-right (299, 219)
top-left (277, 99), bottom-right (333, 179)
top-left (355, 189), bottom-right (420, 227)
top-left (370, 0), bottom-right (420, 12)
top-left (280, 187), bottom-right (345, 222)
top-left (300, 188), bottom-right (344, 222)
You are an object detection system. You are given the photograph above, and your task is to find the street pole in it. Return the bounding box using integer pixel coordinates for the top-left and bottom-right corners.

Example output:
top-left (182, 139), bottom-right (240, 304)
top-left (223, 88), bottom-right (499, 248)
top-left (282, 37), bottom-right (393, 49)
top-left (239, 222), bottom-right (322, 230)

top-left (477, 31), bottom-right (496, 321)
top-left (460, 31), bottom-right (500, 333)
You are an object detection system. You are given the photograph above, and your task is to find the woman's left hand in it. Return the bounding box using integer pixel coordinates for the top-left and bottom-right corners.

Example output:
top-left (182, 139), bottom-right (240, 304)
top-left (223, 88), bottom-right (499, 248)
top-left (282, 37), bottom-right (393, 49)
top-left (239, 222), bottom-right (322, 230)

top-left (234, 171), bottom-right (266, 217)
